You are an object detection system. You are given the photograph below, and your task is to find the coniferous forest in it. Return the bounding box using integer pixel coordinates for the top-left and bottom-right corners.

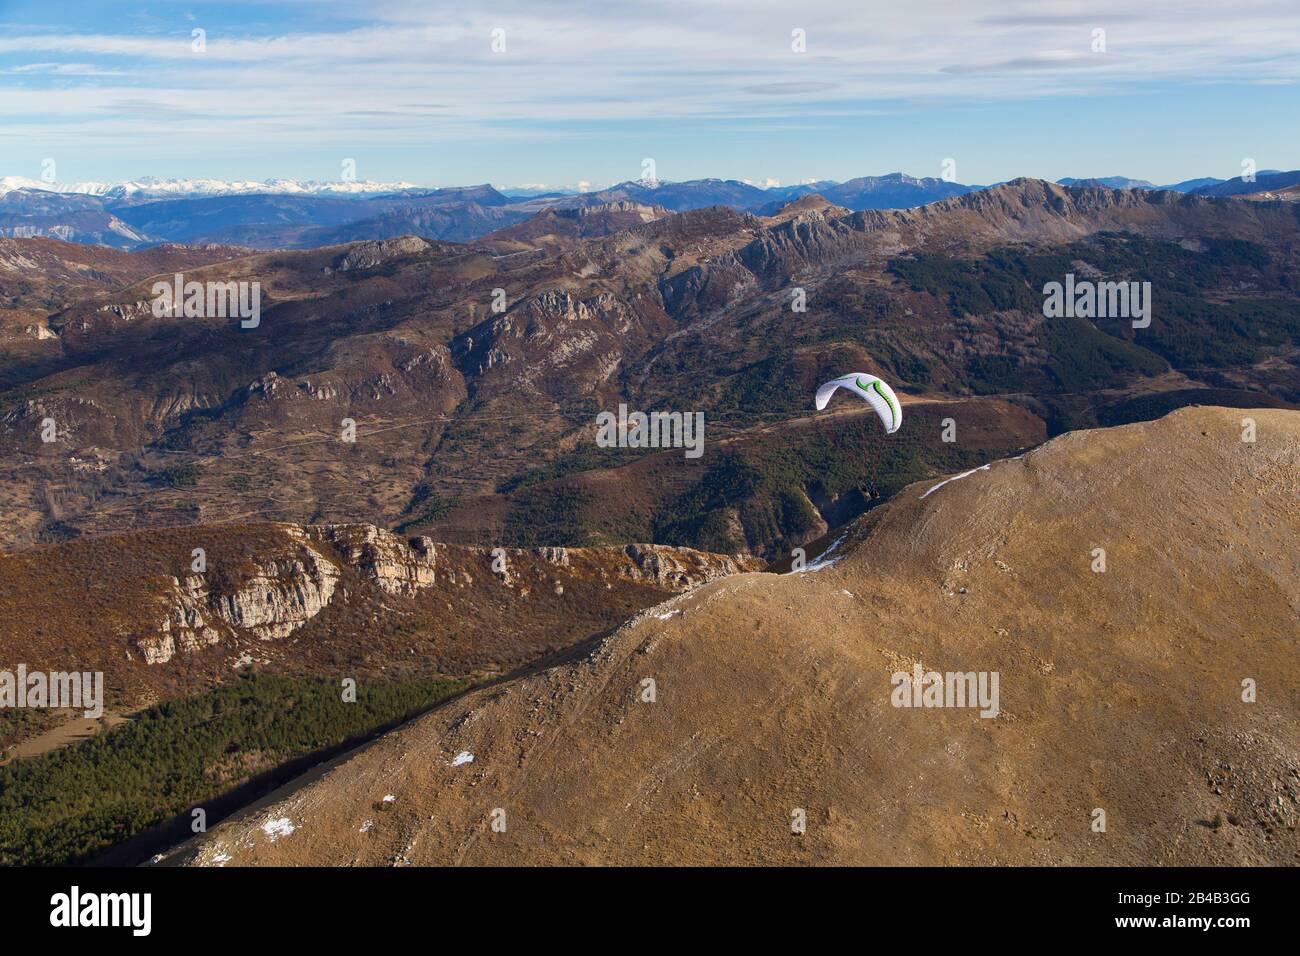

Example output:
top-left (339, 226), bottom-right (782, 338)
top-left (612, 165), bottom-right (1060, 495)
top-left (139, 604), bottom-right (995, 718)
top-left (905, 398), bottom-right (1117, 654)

top-left (0, 673), bottom-right (465, 866)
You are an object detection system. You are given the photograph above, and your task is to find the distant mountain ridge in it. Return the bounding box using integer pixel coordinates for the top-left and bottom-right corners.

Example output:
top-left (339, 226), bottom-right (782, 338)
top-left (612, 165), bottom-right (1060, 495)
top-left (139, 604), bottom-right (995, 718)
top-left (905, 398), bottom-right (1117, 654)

top-left (542, 172), bottom-right (978, 214)
top-left (1055, 171), bottom-right (1288, 193)
top-left (9, 169), bottom-right (1292, 203)
top-left (1057, 176), bottom-right (1159, 190)
top-left (1189, 170), bottom-right (1300, 198)
top-left (2, 169), bottom-right (1296, 251)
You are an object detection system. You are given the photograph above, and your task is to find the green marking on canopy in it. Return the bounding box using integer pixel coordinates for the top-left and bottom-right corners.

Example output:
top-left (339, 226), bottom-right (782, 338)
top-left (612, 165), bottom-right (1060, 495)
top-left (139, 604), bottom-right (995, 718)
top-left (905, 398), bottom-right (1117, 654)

top-left (855, 377), bottom-right (898, 429)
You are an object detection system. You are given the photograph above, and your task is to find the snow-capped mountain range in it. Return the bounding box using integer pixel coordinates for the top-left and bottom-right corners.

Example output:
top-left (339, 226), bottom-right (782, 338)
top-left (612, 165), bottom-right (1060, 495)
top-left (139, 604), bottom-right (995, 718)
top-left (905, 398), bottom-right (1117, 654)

top-left (0, 176), bottom-right (422, 199)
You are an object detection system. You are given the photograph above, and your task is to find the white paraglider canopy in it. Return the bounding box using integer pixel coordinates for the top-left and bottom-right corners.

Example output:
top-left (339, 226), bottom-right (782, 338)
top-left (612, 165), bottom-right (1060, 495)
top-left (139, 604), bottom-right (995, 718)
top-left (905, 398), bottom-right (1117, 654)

top-left (814, 373), bottom-right (902, 434)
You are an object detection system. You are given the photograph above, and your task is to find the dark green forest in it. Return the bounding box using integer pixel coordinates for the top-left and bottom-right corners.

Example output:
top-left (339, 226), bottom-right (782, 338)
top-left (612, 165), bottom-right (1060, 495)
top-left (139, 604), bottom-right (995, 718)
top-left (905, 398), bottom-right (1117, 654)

top-left (0, 672), bottom-right (465, 866)
top-left (888, 235), bottom-right (1300, 389)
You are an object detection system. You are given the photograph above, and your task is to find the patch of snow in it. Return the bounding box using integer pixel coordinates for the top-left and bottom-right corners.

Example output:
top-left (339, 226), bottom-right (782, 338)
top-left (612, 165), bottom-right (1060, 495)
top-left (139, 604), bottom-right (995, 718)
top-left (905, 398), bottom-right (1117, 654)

top-left (802, 532), bottom-right (849, 573)
top-left (450, 751), bottom-right (475, 767)
top-left (0, 175), bottom-right (421, 199)
top-left (654, 609), bottom-right (681, 620)
top-left (803, 555), bottom-right (843, 572)
top-left (382, 794), bottom-right (397, 803)
top-left (360, 820), bottom-right (374, 833)
top-left (790, 531), bottom-right (849, 574)
top-left (260, 817), bottom-right (295, 841)
top-left (211, 853), bottom-right (231, 865)
top-left (919, 464), bottom-right (991, 500)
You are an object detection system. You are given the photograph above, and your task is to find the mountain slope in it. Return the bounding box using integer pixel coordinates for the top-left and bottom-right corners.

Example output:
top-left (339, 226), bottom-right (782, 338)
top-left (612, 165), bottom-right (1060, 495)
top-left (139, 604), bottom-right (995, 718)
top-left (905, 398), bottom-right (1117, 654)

top-left (0, 190), bottom-right (149, 250)
top-left (0, 520), bottom-right (757, 716)
top-left (173, 406), bottom-right (1300, 866)
top-left (1, 179), bottom-right (1297, 555)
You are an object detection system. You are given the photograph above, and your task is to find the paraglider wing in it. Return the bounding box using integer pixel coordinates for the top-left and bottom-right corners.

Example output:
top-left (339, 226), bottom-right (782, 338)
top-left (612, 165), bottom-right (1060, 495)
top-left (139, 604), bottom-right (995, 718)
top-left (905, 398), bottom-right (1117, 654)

top-left (813, 373), bottom-right (902, 434)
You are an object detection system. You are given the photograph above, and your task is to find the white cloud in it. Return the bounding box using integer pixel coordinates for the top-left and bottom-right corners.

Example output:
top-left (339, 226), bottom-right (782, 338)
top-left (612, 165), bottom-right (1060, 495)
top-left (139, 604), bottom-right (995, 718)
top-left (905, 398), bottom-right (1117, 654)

top-left (0, 1), bottom-right (1296, 149)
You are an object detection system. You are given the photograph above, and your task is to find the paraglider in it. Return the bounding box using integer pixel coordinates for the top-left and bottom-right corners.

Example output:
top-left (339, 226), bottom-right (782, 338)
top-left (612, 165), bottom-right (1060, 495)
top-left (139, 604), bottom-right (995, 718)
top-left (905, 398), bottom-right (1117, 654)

top-left (814, 373), bottom-right (902, 434)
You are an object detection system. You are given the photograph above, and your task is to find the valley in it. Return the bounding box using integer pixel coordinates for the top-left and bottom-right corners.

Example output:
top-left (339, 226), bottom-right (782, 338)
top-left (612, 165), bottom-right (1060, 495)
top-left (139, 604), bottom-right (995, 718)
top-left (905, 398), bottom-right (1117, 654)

top-left (1, 180), bottom-right (1296, 557)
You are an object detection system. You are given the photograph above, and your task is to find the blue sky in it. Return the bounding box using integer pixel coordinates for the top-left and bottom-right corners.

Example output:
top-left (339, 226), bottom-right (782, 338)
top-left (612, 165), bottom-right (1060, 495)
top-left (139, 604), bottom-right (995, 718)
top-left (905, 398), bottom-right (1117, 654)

top-left (1, 0), bottom-right (1297, 189)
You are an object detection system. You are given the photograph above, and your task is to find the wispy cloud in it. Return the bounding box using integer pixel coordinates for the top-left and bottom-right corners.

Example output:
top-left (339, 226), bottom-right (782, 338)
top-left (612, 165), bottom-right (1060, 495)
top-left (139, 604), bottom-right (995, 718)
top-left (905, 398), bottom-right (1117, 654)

top-left (0, 0), bottom-right (1296, 181)
top-left (1, 61), bottom-right (128, 76)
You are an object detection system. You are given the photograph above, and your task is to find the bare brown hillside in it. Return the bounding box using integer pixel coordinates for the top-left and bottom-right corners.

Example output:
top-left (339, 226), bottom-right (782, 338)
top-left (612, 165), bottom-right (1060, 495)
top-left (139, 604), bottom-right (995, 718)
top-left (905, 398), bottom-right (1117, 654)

top-left (173, 406), bottom-right (1299, 866)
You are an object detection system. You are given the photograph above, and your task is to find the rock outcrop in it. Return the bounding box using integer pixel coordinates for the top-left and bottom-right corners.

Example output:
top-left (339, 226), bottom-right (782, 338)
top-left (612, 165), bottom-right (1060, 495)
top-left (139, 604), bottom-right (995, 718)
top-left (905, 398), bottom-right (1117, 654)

top-left (213, 552), bottom-right (340, 641)
top-left (317, 524), bottom-right (437, 596)
top-left (133, 532), bottom-right (341, 660)
top-left (134, 574), bottom-right (226, 664)
top-left (98, 523), bottom-right (761, 670)
top-left (618, 543), bottom-right (754, 589)
top-left (330, 235), bottom-right (430, 272)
